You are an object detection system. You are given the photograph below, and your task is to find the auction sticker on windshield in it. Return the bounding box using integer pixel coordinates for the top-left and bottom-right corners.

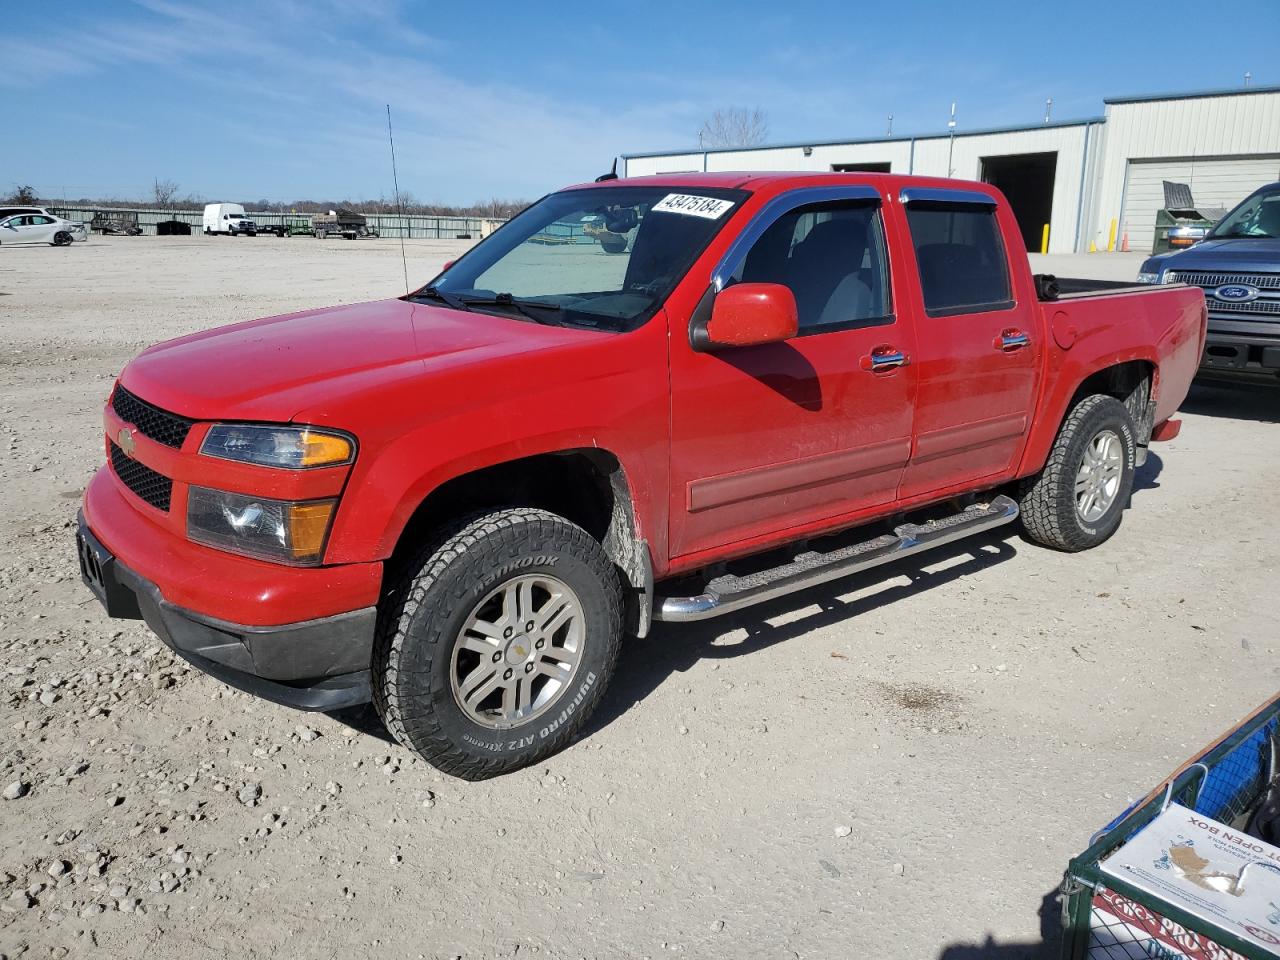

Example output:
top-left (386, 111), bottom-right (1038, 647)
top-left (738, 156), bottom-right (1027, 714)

top-left (651, 194), bottom-right (736, 219)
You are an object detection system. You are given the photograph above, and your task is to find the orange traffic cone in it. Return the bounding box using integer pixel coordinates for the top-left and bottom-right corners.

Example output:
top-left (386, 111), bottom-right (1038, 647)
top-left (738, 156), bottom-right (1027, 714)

top-left (1121, 233), bottom-right (1129, 253)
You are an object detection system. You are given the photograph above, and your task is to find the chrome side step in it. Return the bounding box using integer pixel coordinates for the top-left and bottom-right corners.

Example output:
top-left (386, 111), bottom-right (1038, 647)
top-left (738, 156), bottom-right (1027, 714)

top-left (654, 495), bottom-right (1019, 623)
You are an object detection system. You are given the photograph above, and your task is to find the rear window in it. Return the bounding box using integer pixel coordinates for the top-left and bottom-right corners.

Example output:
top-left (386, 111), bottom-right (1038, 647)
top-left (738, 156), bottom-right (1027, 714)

top-left (905, 204), bottom-right (1013, 317)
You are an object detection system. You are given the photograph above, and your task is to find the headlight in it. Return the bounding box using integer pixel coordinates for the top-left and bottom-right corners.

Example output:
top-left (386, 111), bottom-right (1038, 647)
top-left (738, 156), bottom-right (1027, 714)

top-left (1136, 272), bottom-right (1160, 284)
top-left (187, 486), bottom-right (336, 565)
top-left (200, 424), bottom-right (354, 469)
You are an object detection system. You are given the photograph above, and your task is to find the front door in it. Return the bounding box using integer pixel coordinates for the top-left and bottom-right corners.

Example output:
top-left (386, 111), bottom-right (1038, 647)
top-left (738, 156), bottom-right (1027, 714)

top-left (668, 187), bottom-right (918, 560)
top-left (892, 188), bottom-right (1041, 499)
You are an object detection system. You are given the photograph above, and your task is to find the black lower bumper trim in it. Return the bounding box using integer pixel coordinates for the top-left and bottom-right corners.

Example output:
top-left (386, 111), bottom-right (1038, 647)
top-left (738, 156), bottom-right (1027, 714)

top-left (77, 514), bottom-right (375, 712)
top-left (1199, 329), bottom-right (1280, 381)
top-left (159, 644), bottom-right (371, 712)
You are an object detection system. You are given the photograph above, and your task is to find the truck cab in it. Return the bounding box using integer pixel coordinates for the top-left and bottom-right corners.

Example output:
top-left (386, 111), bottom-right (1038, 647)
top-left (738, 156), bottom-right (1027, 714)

top-left (202, 202), bottom-right (258, 237)
top-left (1138, 181), bottom-right (1280, 382)
top-left (80, 172), bottom-right (1205, 780)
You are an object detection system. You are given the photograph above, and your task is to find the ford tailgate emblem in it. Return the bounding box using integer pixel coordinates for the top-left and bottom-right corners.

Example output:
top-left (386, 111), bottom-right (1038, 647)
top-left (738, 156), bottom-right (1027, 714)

top-left (1214, 284), bottom-right (1260, 303)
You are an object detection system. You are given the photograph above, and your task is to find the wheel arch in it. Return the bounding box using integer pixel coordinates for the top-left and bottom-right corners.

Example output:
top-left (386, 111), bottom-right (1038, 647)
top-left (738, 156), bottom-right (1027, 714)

top-left (386, 448), bottom-right (655, 637)
top-left (1020, 356), bottom-right (1157, 478)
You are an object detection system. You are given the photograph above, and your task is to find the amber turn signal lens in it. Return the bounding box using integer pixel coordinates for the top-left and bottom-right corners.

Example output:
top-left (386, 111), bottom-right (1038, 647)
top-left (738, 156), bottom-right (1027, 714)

top-left (299, 430), bottom-right (354, 468)
top-left (287, 500), bottom-right (337, 561)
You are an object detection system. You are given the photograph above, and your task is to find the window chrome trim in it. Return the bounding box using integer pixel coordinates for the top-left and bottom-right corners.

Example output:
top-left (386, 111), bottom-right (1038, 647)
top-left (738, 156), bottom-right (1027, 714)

top-left (711, 185), bottom-right (882, 291)
top-left (898, 187), bottom-right (996, 207)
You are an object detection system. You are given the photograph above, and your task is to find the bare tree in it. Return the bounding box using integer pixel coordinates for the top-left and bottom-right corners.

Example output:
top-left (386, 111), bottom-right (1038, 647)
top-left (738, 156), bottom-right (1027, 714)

top-left (698, 107), bottom-right (769, 148)
top-left (152, 178), bottom-right (180, 208)
top-left (8, 185), bottom-right (38, 204)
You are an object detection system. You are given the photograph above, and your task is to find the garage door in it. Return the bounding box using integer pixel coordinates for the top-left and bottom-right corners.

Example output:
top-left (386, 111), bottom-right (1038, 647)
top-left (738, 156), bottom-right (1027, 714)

top-left (1120, 156), bottom-right (1280, 253)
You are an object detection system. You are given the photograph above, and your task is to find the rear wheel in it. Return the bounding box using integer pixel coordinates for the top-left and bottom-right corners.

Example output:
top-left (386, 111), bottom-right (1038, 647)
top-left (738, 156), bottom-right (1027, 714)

top-left (1016, 394), bottom-right (1137, 552)
top-left (373, 508), bottom-right (623, 780)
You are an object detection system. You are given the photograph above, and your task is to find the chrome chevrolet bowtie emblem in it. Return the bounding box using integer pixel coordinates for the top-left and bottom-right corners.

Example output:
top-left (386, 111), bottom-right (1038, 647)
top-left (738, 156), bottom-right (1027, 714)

top-left (117, 427), bottom-right (136, 457)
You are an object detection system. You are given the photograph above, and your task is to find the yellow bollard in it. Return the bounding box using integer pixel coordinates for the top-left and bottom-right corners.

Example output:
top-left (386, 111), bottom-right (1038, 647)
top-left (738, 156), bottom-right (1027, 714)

top-left (1040, 223), bottom-right (1050, 255)
top-left (1089, 241), bottom-right (1097, 253)
top-left (1107, 219), bottom-right (1117, 252)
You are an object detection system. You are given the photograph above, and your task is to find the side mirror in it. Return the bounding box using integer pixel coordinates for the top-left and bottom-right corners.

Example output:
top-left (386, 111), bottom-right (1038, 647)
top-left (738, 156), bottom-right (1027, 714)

top-left (693, 283), bottom-right (799, 351)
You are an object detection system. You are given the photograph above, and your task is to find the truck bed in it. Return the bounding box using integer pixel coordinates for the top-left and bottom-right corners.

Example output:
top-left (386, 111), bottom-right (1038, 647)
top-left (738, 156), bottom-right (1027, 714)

top-left (1035, 274), bottom-right (1164, 301)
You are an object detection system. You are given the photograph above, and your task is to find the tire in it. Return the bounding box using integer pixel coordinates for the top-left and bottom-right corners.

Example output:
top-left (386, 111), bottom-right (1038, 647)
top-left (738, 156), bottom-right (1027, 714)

top-left (373, 508), bottom-right (623, 780)
top-left (1016, 394), bottom-right (1137, 552)
top-left (52, 231), bottom-right (72, 246)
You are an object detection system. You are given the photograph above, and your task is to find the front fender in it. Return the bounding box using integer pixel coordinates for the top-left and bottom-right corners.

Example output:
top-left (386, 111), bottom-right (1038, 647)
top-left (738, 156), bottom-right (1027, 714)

top-left (316, 322), bottom-right (671, 566)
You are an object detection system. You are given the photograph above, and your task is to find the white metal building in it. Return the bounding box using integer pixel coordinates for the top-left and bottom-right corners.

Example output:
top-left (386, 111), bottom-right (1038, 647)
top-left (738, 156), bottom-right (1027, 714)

top-left (621, 85), bottom-right (1280, 255)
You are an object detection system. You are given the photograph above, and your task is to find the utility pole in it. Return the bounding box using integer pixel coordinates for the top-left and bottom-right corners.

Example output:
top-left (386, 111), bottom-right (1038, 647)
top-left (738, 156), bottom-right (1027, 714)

top-left (887, 113), bottom-right (894, 136)
top-left (1044, 97), bottom-right (1053, 123)
top-left (1244, 71), bottom-right (1253, 87)
top-left (946, 102), bottom-right (957, 178)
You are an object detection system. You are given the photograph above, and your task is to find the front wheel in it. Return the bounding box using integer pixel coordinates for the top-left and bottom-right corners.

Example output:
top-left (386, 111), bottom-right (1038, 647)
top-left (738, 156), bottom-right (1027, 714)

top-left (373, 508), bottom-right (623, 780)
top-left (52, 231), bottom-right (73, 246)
top-left (1016, 394), bottom-right (1137, 552)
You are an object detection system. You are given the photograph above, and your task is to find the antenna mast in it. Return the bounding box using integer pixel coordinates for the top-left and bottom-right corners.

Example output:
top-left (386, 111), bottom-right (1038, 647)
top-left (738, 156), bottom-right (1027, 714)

top-left (386, 104), bottom-right (410, 295)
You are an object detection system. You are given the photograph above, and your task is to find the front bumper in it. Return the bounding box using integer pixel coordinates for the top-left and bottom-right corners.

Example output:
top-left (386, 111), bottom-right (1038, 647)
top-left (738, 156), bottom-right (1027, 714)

top-left (77, 513), bottom-right (375, 711)
top-left (1199, 316), bottom-right (1280, 382)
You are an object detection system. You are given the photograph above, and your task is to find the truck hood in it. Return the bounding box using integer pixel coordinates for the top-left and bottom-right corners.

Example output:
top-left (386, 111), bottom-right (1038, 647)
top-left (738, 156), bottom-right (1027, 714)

top-left (1158, 237), bottom-right (1280, 273)
top-left (119, 298), bottom-right (591, 423)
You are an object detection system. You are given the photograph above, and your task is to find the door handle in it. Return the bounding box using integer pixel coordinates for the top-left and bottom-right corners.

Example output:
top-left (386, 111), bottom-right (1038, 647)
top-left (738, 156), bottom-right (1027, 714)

top-left (995, 329), bottom-right (1030, 351)
top-left (861, 347), bottom-right (908, 372)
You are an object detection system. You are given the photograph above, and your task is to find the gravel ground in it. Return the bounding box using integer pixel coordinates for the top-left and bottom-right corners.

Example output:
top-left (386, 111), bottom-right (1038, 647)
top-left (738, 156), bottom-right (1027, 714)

top-left (1, 236), bottom-right (1277, 959)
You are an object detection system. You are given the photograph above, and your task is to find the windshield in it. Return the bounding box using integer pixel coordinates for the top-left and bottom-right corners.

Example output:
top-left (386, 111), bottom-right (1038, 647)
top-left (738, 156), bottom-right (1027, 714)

top-left (1209, 185), bottom-right (1280, 240)
top-left (423, 185), bottom-right (747, 329)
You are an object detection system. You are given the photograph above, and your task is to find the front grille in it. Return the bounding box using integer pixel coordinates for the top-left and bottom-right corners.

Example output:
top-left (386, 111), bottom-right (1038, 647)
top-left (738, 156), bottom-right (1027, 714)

top-left (1170, 271), bottom-right (1280, 290)
top-left (1169, 271), bottom-right (1280, 319)
top-left (1206, 298), bottom-right (1280, 316)
top-left (109, 441), bottom-right (172, 511)
top-left (111, 386), bottom-right (195, 449)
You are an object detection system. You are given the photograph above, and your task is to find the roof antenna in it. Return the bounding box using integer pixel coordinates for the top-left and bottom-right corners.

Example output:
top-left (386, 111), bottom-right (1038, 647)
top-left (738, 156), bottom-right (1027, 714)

top-left (386, 103), bottom-right (410, 295)
top-left (595, 158), bottom-right (619, 182)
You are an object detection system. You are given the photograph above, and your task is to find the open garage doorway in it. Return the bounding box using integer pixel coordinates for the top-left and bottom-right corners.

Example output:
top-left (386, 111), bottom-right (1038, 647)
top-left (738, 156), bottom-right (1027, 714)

top-left (981, 152), bottom-right (1057, 251)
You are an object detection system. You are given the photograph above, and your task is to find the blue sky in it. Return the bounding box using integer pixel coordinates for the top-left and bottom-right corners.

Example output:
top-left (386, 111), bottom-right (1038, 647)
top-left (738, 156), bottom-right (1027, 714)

top-left (6, 0), bottom-right (1277, 205)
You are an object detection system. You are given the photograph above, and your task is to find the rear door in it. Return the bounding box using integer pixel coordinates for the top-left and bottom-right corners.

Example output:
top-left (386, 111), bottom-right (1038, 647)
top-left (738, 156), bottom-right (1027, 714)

top-left (893, 187), bottom-right (1041, 499)
top-left (668, 186), bottom-right (918, 559)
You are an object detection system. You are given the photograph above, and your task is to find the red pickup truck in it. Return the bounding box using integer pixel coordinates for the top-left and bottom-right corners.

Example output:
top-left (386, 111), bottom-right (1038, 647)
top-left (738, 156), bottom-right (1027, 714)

top-left (78, 173), bottom-right (1205, 779)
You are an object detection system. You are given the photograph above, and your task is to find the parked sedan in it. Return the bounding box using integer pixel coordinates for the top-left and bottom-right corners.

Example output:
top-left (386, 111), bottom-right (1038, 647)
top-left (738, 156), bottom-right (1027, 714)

top-left (0, 213), bottom-right (88, 246)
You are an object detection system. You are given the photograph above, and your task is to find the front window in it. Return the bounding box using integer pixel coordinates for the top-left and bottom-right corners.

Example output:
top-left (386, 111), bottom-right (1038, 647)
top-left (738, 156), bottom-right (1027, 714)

top-left (1209, 185), bottom-right (1280, 240)
top-left (424, 186), bottom-right (747, 330)
top-left (728, 201), bottom-right (892, 332)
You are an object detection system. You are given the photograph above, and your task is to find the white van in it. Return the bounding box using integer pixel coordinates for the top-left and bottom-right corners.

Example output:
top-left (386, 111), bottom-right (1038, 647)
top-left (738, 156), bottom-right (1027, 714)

top-left (202, 203), bottom-right (258, 236)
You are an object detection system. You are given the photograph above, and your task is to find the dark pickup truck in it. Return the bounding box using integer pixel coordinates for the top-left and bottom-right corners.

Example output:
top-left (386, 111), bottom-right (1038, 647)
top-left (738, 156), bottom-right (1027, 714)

top-left (1138, 181), bottom-right (1280, 383)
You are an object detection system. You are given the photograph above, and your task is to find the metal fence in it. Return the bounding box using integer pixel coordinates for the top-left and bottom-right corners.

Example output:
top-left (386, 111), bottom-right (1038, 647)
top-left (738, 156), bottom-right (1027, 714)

top-left (47, 205), bottom-right (505, 239)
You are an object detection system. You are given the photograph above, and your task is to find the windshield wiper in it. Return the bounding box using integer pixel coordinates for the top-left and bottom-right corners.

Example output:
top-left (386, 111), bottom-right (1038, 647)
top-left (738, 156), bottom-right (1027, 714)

top-left (460, 293), bottom-right (564, 325)
top-left (412, 285), bottom-right (471, 312)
